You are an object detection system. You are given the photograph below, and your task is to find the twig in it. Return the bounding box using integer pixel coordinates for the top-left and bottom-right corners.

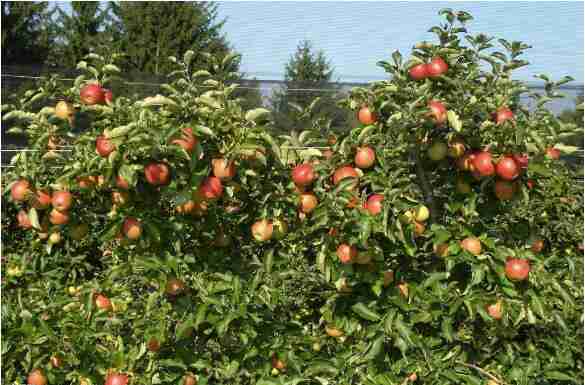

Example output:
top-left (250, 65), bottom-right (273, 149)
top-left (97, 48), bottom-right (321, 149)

top-left (412, 146), bottom-right (439, 224)
top-left (457, 361), bottom-right (506, 385)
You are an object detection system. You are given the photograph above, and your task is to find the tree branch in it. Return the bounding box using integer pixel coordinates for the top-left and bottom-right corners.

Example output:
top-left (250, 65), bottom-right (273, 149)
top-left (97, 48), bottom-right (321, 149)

top-left (412, 146), bottom-right (439, 224)
top-left (457, 361), bottom-right (507, 385)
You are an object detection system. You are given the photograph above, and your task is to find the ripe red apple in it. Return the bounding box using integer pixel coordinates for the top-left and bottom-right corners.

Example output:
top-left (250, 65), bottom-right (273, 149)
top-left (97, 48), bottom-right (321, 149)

top-left (144, 162), bottom-right (171, 186)
top-left (512, 153), bottom-right (529, 169)
top-left (252, 219), bottom-right (273, 242)
top-left (11, 179), bottom-right (31, 201)
top-left (52, 191), bottom-right (73, 212)
top-left (17, 210), bottom-right (32, 229)
top-left (104, 373), bottom-right (129, 385)
top-left (77, 176), bottom-right (95, 189)
top-left (116, 175), bottom-right (130, 190)
top-left (198, 177), bottom-right (223, 200)
top-left (122, 217), bottom-right (142, 240)
top-left (531, 239), bottom-right (544, 253)
top-left (103, 89), bottom-right (113, 104)
top-left (299, 192), bottom-right (318, 213)
top-left (495, 156), bottom-right (520, 180)
top-left (337, 243), bottom-right (357, 264)
top-left (364, 194), bottom-right (384, 215)
top-left (428, 100), bottom-right (447, 124)
top-left (486, 300), bottom-right (502, 320)
top-left (427, 57), bottom-right (448, 78)
top-left (292, 163), bottom-right (315, 187)
top-left (354, 146), bottom-right (376, 169)
top-left (472, 151), bottom-right (495, 177)
top-left (96, 135), bottom-right (115, 157)
top-left (333, 166), bottom-right (359, 187)
top-left (94, 293), bottom-right (112, 311)
top-left (166, 278), bottom-right (186, 295)
top-left (27, 369), bottom-right (47, 385)
top-left (80, 83), bottom-right (105, 105)
top-left (32, 189), bottom-right (52, 209)
top-left (409, 63), bottom-right (428, 80)
top-left (413, 221), bottom-right (426, 237)
top-left (49, 208), bottom-right (70, 225)
top-left (358, 106), bottom-right (377, 125)
top-left (494, 180), bottom-right (516, 201)
top-left (505, 258), bottom-right (530, 281)
top-left (545, 147), bottom-right (561, 160)
top-left (212, 158), bottom-right (236, 181)
top-left (461, 237), bottom-right (482, 255)
top-left (495, 106), bottom-right (514, 125)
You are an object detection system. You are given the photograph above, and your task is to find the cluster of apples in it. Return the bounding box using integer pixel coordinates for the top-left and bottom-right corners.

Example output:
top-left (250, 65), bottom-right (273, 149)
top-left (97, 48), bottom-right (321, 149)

top-left (10, 179), bottom-right (87, 245)
top-left (79, 83), bottom-right (113, 106)
top-left (409, 57), bottom-right (449, 80)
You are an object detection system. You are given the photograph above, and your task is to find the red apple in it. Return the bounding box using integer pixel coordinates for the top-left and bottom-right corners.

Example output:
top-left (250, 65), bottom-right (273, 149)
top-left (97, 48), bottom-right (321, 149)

top-left (358, 106), bottom-right (377, 125)
top-left (486, 300), bottom-right (503, 320)
top-left (252, 219), bottom-right (273, 242)
top-left (96, 135), bottom-right (115, 157)
top-left (165, 278), bottom-right (185, 295)
top-left (49, 209), bottom-right (70, 225)
top-left (526, 179), bottom-right (535, 189)
top-left (11, 179), bottom-right (31, 201)
top-left (409, 63), bottom-right (428, 80)
top-left (122, 217), bottom-right (142, 240)
top-left (428, 100), bottom-right (447, 124)
top-left (292, 163), bottom-right (315, 187)
top-left (104, 373), bottom-right (129, 385)
top-left (333, 166), bottom-right (359, 188)
top-left (80, 83), bottom-right (105, 105)
top-left (198, 177), bottom-right (223, 200)
top-left (116, 175), bottom-right (130, 190)
top-left (461, 237), bottom-right (482, 255)
top-left (103, 89), bottom-right (113, 104)
top-left (505, 258), bottom-right (530, 281)
top-left (364, 194), bottom-right (384, 215)
top-left (495, 156), bottom-right (520, 180)
top-left (171, 128), bottom-right (197, 153)
top-left (147, 337), bottom-right (161, 352)
top-left (427, 57), bottom-right (448, 78)
top-left (299, 192), bottom-right (318, 213)
top-left (545, 147), bottom-right (561, 160)
top-left (182, 374), bottom-right (198, 385)
top-left (17, 210), bottom-right (32, 229)
top-left (144, 162), bottom-right (171, 186)
top-left (337, 243), bottom-right (357, 264)
top-left (27, 369), bottom-right (47, 385)
top-left (494, 180), bottom-right (516, 201)
top-left (512, 153), bottom-right (529, 169)
top-left (472, 151), bottom-right (495, 177)
top-left (354, 146), bottom-right (376, 169)
top-left (212, 158), bottom-right (236, 181)
top-left (495, 106), bottom-right (514, 125)
top-left (51, 191), bottom-right (73, 212)
top-left (94, 293), bottom-right (113, 311)
top-left (32, 189), bottom-right (51, 209)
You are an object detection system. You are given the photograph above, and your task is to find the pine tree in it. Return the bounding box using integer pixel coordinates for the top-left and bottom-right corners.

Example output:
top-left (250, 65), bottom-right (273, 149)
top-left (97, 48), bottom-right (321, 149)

top-left (1, 1), bottom-right (55, 65)
top-left (110, 2), bottom-right (231, 75)
top-left (52, 2), bottom-right (110, 68)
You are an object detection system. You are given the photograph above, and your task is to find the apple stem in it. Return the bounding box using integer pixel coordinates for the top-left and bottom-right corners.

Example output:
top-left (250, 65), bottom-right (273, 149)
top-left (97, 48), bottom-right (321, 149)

top-left (413, 147), bottom-right (438, 224)
top-left (457, 361), bottom-right (506, 384)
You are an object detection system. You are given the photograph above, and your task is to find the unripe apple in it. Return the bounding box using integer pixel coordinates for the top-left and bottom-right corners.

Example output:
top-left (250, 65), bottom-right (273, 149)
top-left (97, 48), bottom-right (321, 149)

top-left (427, 142), bottom-right (448, 161)
top-left (448, 137), bottom-right (466, 158)
top-left (413, 205), bottom-right (429, 222)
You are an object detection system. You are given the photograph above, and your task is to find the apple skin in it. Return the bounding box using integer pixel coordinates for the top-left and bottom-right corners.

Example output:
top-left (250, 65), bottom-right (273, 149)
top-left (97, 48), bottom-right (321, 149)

top-left (144, 162), bottom-right (171, 186)
top-left (413, 205), bottom-right (429, 222)
top-left (292, 163), bottom-right (315, 187)
top-left (428, 100), bottom-right (447, 124)
top-left (495, 156), bottom-right (520, 180)
top-left (460, 237), bottom-right (482, 255)
top-left (104, 373), bottom-right (129, 385)
top-left (80, 83), bottom-right (105, 105)
top-left (333, 166), bottom-right (359, 188)
top-left (198, 177), bottom-right (223, 200)
top-left (52, 190), bottom-right (73, 212)
top-left (495, 106), bottom-right (514, 125)
top-left (182, 374), bottom-right (198, 385)
top-left (104, 89), bottom-right (113, 104)
top-left (505, 258), bottom-right (530, 281)
top-left (448, 138), bottom-right (466, 158)
top-left (32, 189), bottom-right (52, 209)
top-left (27, 369), bottom-right (48, 385)
top-left (486, 300), bottom-right (503, 320)
top-left (49, 208), bottom-right (70, 225)
top-left (94, 293), bottom-right (113, 311)
top-left (11, 179), bottom-right (31, 201)
top-left (427, 142), bottom-right (448, 161)
top-left (409, 63), bottom-right (428, 80)
top-left (354, 146), bottom-right (376, 169)
top-left (17, 210), bottom-right (32, 229)
top-left (337, 243), bottom-right (357, 264)
top-left (494, 180), bottom-right (516, 201)
top-left (252, 219), bottom-right (273, 242)
top-left (122, 217), bottom-right (142, 240)
top-left (212, 158), bottom-right (236, 181)
top-left (358, 106), bottom-right (377, 125)
top-left (96, 135), bottom-right (116, 158)
top-left (513, 153), bottom-right (529, 169)
top-left (545, 147), bottom-right (561, 160)
top-left (165, 278), bottom-right (185, 295)
top-left (364, 194), bottom-right (384, 215)
top-left (116, 175), bottom-right (130, 190)
top-left (434, 243), bottom-right (449, 257)
top-left (472, 151), bottom-right (495, 177)
top-left (299, 193), bottom-right (318, 213)
top-left (426, 57), bottom-right (448, 78)
top-left (531, 239), bottom-right (545, 253)
top-left (55, 100), bottom-right (74, 120)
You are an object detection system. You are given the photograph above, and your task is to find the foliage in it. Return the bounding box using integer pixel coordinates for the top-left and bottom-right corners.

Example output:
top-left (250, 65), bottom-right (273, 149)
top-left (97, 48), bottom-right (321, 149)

top-left (1, 1), bottom-right (55, 65)
top-left (2, 10), bottom-right (583, 385)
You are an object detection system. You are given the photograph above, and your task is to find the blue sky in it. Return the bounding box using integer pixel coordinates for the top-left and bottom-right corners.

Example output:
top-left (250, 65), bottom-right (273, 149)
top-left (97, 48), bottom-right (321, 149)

top-left (53, 1), bottom-right (583, 84)
top-left (215, 1), bottom-right (583, 84)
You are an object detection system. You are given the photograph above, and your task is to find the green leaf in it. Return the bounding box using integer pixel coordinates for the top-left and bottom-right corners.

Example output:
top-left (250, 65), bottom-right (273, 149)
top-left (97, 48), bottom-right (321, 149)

top-left (545, 371), bottom-right (576, 382)
top-left (245, 108), bottom-right (271, 123)
top-left (263, 249), bottom-right (274, 274)
top-left (28, 208), bottom-right (41, 230)
top-left (447, 110), bottom-right (462, 132)
top-left (351, 302), bottom-right (381, 321)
